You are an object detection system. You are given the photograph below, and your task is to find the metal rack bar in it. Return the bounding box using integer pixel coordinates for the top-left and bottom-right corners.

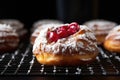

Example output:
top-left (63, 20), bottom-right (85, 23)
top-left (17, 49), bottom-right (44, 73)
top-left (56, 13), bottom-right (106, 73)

top-left (0, 43), bottom-right (120, 76)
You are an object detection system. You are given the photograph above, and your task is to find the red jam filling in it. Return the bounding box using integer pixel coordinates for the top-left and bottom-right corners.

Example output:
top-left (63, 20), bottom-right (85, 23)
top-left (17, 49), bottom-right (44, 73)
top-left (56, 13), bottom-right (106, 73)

top-left (47, 22), bottom-right (80, 43)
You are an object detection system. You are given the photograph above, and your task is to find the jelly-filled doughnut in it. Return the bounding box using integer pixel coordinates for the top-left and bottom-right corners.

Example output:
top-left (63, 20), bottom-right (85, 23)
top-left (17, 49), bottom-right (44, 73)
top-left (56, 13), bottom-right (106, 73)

top-left (33, 22), bottom-right (99, 66)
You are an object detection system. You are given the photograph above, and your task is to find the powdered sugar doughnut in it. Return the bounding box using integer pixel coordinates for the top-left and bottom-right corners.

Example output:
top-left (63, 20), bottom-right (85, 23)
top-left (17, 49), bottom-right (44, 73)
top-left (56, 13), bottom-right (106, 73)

top-left (104, 25), bottom-right (120, 53)
top-left (84, 19), bottom-right (117, 45)
top-left (33, 22), bottom-right (98, 66)
top-left (0, 19), bottom-right (27, 40)
top-left (0, 24), bottom-right (19, 53)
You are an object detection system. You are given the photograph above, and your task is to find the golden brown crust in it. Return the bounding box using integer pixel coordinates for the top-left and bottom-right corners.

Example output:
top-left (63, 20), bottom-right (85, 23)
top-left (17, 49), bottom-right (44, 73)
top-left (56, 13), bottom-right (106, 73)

top-left (35, 52), bottom-right (98, 66)
top-left (104, 34), bottom-right (120, 53)
top-left (104, 39), bottom-right (120, 53)
top-left (96, 34), bottom-right (107, 45)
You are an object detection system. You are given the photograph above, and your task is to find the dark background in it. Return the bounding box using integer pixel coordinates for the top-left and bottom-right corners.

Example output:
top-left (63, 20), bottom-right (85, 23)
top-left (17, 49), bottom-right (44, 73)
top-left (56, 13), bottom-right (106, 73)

top-left (0, 0), bottom-right (120, 79)
top-left (0, 0), bottom-right (120, 29)
top-left (0, 0), bottom-right (57, 28)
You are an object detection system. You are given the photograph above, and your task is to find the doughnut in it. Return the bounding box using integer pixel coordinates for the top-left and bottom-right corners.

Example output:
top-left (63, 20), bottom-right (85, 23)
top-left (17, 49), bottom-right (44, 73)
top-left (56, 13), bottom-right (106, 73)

top-left (0, 24), bottom-right (19, 53)
top-left (0, 19), bottom-right (27, 40)
top-left (33, 22), bottom-right (99, 66)
top-left (104, 25), bottom-right (120, 53)
top-left (30, 24), bottom-right (63, 45)
top-left (31, 19), bottom-right (63, 32)
top-left (84, 19), bottom-right (117, 45)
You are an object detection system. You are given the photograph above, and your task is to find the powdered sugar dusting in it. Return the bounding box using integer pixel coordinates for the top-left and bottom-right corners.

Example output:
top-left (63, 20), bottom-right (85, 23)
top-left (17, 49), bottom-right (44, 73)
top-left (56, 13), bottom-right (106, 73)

top-left (115, 35), bottom-right (120, 40)
top-left (84, 20), bottom-right (117, 36)
top-left (111, 25), bottom-right (120, 32)
top-left (84, 19), bottom-right (117, 30)
top-left (33, 25), bottom-right (98, 55)
top-left (0, 19), bottom-right (24, 30)
top-left (106, 25), bottom-right (120, 40)
top-left (0, 24), bottom-right (14, 31)
top-left (0, 24), bottom-right (18, 39)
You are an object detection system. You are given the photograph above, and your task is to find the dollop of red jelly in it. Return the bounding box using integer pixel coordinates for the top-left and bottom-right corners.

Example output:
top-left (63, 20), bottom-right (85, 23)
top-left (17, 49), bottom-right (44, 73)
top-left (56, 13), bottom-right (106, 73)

top-left (47, 22), bottom-right (80, 43)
